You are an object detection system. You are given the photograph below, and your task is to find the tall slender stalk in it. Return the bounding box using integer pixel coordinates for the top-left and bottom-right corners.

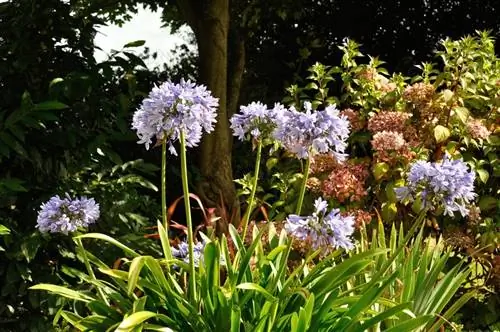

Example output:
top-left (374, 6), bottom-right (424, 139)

top-left (242, 140), bottom-right (263, 240)
top-left (161, 143), bottom-right (168, 228)
top-left (75, 237), bottom-right (108, 304)
top-left (179, 131), bottom-right (196, 302)
top-left (160, 142), bottom-right (172, 259)
top-left (296, 156), bottom-right (311, 215)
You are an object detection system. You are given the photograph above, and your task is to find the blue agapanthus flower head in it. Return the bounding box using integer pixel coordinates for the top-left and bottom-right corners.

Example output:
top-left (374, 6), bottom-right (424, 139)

top-left (36, 194), bottom-right (100, 234)
top-left (274, 102), bottom-right (350, 160)
top-left (395, 154), bottom-right (476, 217)
top-left (230, 101), bottom-right (282, 142)
top-left (172, 239), bottom-right (226, 267)
top-left (172, 240), bottom-right (206, 266)
top-left (132, 79), bottom-right (218, 155)
top-left (285, 197), bottom-right (355, 251)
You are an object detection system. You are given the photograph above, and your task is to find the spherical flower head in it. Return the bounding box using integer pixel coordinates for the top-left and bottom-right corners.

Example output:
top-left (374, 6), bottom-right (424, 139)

top-left (321, 162), bottom-right (368, 203)
top-left (36, 194), bottom-right (100, 234)
top-left (230, 101), bottom-right (282, 142)
top-left (274, 102), bottom-right (350, 160)
top-left (371, 131), bottom-right (406, 151)
top-left (466, 118), bottom-right (491, 140)
top-left (132, 79), bottom-right (218, 154)
top-left (403, 82), bottom-right (435, 106)
top-left (395, 154), bottom-right (476, 217)
top-left (367, 111), bottom-right (411, 134)
top-left (172, 240), bottom-right (206, 266)
top-left (340, 108), bottom-right (365, 132)
top-left (284, 197), bottom-right (355, 251)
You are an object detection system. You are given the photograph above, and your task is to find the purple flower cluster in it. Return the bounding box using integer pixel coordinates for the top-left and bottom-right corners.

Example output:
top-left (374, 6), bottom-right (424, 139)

top-left (132, 79), bottom-right (218, 155)
top-left (395, 155), bottom-right (476, 217)
top-left (172, 240), bottom-right (206, 266)
top-left (230, 102), bottom-right (282, 141)
top-left (285, 197), bottom-right (355, 251)
top-left (274, 102), bottom-right (350, 160)
top-left (36, 194), bottom-right (100, 234)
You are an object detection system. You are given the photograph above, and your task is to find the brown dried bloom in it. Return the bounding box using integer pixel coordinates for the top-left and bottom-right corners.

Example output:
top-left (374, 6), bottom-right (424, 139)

top-left (321, 162), bottom-right (369, 203)
top-left (444, 227), bottom-right (476, 250)
top-left (342, 209), bottom-right (372, 229)
top-left (306, 177), bottom-right (322, 193)
top-left (341, 108), bottom-right (365, 132)
top-left (377, 82), bottom-right (397, 93)
top-left (367, 111), bottom-right (411, 133)
top-left (356, 67), bottom-right (377, 81)
top-left (467, 118), bottom-right (491, 140)
top-left (371, 131), bottom-right (406, 151)
top-left (403, 82), bottom-right (435, 107)
top-left (310, 153), bottom-right (338, 175)
top-left (467, 205), bottom-right (482, 226)
top-left (371, 131), bottom-right (415, 165)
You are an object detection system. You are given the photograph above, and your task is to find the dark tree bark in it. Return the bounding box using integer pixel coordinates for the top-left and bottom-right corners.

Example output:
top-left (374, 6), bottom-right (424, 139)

top-left (177, 0), bottom-right (245, 227)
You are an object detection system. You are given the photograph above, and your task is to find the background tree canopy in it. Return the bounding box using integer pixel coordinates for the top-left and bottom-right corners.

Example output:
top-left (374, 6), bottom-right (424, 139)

top-left (0, 0), bottom-right (498, 330)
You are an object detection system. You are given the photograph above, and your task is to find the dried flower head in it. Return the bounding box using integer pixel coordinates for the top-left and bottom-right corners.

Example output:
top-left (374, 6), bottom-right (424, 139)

top-left (371, 131), bottom-right (415, 165)
top-left (306, 177), bottom-right (322, 193)
top-left (356, 67), bottom-right (377, 81)
top-left (444, 227), bottom-right (476, 250)
top-left (342, 209), bottom-right (372, 229)
top-left (132, 79), bottom-right (218, 154)
top-left (274, 102), bottom-right (350, 160)
top-left (403, 82), bottom-right (435, 107)
top-left (37, 194), bottom-right (100, 234)
top-left (310, 153), bottom-right (339, 175)
top-left (371, 131), bottom-right (406, 151)
top-left (321, 162), bottom-right (368, 203)
top-left (395, 155), bottom-right (476, 217)
top-left (367, 111), bottom-right (411, 134)
top-left (467, 205), bottom-right (482, 225)
top-left (466, 118), bottom-right (491, 140)
top-left (285, 197), bottom-right (355, 251)
top-left (340, 108), bottom-right (365, 132)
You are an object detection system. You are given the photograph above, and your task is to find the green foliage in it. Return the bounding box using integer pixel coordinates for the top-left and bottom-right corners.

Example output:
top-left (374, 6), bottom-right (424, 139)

top-left (32, 214), bottom-right (470, 331)
top-left (281, 31), bottom-right (499, 329)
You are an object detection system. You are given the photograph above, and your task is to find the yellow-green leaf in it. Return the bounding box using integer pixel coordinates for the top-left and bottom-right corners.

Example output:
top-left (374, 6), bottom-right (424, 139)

top-left (434, 125), bottom-right (451, 143)
top-left (116, 311), bottom-right (157, 331)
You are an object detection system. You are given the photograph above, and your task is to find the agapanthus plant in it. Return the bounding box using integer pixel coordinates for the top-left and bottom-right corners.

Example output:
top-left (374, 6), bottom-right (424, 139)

top-left (172, 240), bottom-right (206, 266)
top-left (132, 79), bottom-right (219, 301)
top-left (230, 102), bottom-right (284, 236)
top-left (274, 102), bottom-right (350, 160)
top-left (285, 197), bottom-right (355, 251)
top-left (274, 102), bottom-right (350, 214)
top-left (395, 154), bottom-right (476, 217)
top-left (37, 194), bottom-right (100, 234)
top-left (230, 101), bottom-right (282, 142)
top-left (132, 79), bottom-right (218, 154)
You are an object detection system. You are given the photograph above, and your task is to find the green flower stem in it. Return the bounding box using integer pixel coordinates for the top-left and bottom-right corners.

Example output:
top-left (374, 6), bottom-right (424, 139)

top-left (242, 140), bottom-right (263, 240)
top-left (296, 156), bottom-right (311, 215)
top-left (179, 131), bottom-right (196, 302)
top-left (75, 237), bottom-right (108, 304)
top-left (161, 142), bottom-right (172, 260)
top-left (161, 143), bottom-right (168, 230)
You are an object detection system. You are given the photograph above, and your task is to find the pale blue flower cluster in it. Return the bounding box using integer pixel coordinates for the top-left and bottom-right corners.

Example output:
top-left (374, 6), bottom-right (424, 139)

top-left (395, 155), bottom-right (476, 217)
top-left (229, 102), bottom-right (282, 141)
top-left (36, 194), bottom-right (100, 234)
top-left (172, 240), bottom-right (206, 266)
top-left (285, 197), bottom-right (355, 251)
top-left (172, 240), bottom-right (226, 266)
top-left (132, 79), bottom-right (218, 155)
top-left (274, 102), bottom-right (350, 160)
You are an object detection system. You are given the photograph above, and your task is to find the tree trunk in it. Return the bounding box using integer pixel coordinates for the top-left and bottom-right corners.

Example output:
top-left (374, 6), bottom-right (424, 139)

top-left (177, 0), bottom-right (240, 228)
